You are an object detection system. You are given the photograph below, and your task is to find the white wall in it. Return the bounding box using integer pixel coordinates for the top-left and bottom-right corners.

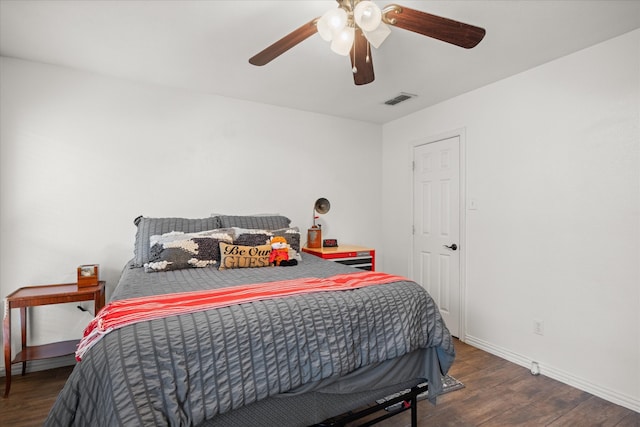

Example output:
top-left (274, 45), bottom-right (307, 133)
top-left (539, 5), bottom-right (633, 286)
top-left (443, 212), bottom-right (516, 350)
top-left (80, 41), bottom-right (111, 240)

top-left (0, 57), bottom-right (382, 370)
top-left (382, 29), bottom-right (640, 411)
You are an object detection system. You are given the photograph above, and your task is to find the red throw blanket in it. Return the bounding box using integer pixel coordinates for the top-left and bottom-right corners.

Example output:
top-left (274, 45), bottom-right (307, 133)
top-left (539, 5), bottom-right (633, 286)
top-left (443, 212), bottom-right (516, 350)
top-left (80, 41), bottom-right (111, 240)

top-left (76, 271), bottom-right (408, 361)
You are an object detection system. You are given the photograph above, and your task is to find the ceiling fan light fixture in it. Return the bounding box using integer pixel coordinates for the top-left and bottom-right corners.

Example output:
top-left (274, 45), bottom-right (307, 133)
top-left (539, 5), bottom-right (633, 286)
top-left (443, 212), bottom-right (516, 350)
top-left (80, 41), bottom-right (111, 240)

top-left (363, 22), bottom-right (391, 49)
top-left (331, 26), bottom-right (355, 56)
top-left (354, 1), bottom-right (382, 32)
top-left (249, 1), bottom-right (486, 86)
top-left (319, 1), bottom-right (388, 55)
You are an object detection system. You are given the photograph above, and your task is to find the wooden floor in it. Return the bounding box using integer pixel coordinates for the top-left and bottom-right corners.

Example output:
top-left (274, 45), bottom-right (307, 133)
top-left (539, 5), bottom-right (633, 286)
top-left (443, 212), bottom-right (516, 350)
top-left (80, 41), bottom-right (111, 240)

top-left (368, 340), bottom-right (639, 427)
top-left (1, 339), bottom-right (638, 426)
top-left (1, 363), bottom-right (74, 426)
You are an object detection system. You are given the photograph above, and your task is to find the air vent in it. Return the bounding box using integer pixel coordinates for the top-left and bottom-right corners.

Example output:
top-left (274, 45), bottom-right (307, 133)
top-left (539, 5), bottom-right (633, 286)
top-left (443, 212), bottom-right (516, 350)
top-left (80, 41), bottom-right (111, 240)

top-left (383, 92), bottom-right (417, 106)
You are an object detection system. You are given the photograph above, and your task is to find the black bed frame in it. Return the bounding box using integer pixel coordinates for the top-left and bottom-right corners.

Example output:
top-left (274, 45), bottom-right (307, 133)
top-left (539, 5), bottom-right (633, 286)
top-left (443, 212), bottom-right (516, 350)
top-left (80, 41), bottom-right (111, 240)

top-left (312, 383), bottom-right (428, 427)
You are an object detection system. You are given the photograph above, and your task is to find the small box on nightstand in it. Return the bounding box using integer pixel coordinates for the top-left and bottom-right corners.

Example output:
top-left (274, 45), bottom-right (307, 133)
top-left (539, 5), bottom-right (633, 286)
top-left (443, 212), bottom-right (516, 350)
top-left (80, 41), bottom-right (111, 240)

top-left (77, 264), bottom-right (99, 288)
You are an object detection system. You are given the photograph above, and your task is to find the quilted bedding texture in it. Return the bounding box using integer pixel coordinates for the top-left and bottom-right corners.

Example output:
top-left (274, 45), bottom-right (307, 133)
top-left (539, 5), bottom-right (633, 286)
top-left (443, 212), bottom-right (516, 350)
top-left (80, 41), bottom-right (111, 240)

top-left (45, 254), bottom-right (454, 426)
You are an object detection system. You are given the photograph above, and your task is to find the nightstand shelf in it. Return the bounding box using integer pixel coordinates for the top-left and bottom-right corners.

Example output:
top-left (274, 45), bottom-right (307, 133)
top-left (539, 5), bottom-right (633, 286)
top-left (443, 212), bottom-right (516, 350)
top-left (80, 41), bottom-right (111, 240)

top-left (302, 245), bottom-right (375, 271)
top-left (12, 339), bottom-right (81, 364)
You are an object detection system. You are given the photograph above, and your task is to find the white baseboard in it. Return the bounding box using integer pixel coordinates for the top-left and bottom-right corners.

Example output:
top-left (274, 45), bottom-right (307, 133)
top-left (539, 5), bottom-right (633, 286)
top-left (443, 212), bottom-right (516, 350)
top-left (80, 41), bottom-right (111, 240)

top-left (464, 335), bottom-right (640, 413)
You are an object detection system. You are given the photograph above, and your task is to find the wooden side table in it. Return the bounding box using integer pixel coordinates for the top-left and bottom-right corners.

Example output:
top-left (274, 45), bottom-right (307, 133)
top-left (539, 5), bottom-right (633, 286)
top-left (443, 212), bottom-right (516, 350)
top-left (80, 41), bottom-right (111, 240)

top-left (3, 281), bottom-right (105, 397)
top-left (302, 244), bottom-right (376, 271)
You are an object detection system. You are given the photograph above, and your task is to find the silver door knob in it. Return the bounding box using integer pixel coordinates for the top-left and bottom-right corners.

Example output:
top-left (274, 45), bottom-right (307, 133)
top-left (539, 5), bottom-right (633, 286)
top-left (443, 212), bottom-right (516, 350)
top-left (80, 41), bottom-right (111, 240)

top-left (443, 243), bottom-right (458, 251)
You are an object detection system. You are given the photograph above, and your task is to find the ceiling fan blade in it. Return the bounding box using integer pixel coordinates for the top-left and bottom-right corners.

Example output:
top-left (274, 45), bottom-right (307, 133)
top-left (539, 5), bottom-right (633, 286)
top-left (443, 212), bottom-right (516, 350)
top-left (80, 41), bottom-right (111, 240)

top-left (351, 29), bottom-right (375, 85)
top-left (249, 18), bottom-right (319, 66)
top-left (382, 4), bottom-right (485, 49)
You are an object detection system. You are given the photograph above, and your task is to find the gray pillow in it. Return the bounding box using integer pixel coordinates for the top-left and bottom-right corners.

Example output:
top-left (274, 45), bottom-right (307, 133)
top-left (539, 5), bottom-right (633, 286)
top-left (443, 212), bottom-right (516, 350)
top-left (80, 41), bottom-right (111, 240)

top-left (132, 216), bottom-right (223, 267)
top-left (218, 215), bottom-right (291, 230)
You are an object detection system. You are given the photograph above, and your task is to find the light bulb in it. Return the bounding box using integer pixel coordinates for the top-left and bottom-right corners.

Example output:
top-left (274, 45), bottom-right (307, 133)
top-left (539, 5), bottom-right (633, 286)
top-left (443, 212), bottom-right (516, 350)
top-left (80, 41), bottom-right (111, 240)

top-left (330, 26), bottom-right (355, 56)
top-left (354, 1), bottom-right (382, 32)
top-left (318, 8), bottom-right (348, 42)
top-left (326, 8), bottom-right (347, 31)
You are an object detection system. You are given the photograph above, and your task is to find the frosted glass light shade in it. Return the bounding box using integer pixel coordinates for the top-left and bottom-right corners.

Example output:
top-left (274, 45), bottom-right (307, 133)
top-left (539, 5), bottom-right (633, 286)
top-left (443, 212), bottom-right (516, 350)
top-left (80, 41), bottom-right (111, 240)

top-left (321, 8), bottom-right (348, 42)
top-left (328, 8), bottom-right (348, 30)
top-left (317, 14), bottom-right (333, 41)
top-left (354, 1), bottom-right (382, 32)
top-left (363, 22), bottom-right (391, 48)
top-left (330, 26), bottom-right (355, 56)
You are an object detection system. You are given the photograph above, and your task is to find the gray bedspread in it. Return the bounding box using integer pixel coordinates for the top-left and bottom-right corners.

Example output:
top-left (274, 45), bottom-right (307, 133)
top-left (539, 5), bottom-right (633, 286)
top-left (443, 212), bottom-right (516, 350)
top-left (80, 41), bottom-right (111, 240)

top-left (45, 254), bottom-right (454, 426)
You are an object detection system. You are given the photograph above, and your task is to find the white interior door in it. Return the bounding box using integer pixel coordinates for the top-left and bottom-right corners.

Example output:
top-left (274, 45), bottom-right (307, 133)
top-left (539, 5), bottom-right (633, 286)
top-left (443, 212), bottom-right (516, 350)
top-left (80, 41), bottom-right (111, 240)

top-left (413, 136), bottom-right (461, 337)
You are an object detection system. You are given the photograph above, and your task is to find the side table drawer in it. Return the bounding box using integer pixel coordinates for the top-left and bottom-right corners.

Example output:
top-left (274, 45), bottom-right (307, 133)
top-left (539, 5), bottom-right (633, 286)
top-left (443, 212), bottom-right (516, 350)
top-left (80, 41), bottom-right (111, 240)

top-left (302, 245), bottom-right (375, 271)
top-left (332, 256), bottom-right (374, 270)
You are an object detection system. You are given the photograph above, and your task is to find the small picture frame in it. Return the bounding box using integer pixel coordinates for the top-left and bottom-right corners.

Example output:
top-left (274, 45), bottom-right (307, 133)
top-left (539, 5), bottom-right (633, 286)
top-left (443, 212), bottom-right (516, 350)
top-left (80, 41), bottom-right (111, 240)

top-left (77, 264), bottom-right (99, 288)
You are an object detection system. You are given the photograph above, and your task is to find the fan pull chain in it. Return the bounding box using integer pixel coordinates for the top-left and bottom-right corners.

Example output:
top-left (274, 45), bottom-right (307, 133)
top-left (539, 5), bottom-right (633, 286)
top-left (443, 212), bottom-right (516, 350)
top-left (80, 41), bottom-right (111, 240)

top-left (352, 34), bottom-right (357, 74)
top-left (366, 40), bottom-right (371, 63)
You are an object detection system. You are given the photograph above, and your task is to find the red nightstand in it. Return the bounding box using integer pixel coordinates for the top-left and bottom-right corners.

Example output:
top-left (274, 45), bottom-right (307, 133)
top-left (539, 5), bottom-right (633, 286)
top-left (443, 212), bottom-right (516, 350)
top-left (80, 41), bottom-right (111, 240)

top-left (302, 244), bottom-right (375, 271)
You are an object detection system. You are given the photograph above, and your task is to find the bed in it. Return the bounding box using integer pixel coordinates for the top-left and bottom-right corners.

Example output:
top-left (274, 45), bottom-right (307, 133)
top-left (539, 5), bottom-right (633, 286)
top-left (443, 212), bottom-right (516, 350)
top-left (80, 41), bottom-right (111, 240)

top-left (45, 215), bottom-right (455, 426)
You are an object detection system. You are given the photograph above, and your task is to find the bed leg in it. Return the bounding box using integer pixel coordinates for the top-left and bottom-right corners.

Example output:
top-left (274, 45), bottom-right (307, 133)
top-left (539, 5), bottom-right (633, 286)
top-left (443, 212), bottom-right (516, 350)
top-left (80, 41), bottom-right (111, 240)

top-left (410, 395), bottom-right (418, 427)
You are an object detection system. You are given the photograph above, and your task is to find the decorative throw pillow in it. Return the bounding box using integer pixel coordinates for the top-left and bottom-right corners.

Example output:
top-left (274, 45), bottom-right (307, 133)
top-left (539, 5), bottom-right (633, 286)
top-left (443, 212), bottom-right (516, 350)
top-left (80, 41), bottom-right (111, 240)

top-left (231, 227), bottom-right (302, 262)
top-left (144, 229), bottom-right (233, 273)
top-left (270, 227), bottom-right (301, 253)
top-left (232, 227), bottom-right (301, 251)
top-left (133, 216), bottom-right (223, 267)
top-left (218, 242), bottom-right (272, 270)
top-left (232, 228), bottom-right (272, 247)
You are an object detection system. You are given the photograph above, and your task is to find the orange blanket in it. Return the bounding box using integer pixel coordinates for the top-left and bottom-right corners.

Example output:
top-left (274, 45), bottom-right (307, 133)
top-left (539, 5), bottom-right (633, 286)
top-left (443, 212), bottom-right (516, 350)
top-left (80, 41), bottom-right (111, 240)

top-left (76, 271), bottom-right (408, 361)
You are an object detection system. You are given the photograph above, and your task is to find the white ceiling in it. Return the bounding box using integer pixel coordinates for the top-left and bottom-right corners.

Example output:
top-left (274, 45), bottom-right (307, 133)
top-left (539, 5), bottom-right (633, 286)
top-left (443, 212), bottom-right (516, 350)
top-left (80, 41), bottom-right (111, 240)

top-left (1, 1), bottom-right (639, 124)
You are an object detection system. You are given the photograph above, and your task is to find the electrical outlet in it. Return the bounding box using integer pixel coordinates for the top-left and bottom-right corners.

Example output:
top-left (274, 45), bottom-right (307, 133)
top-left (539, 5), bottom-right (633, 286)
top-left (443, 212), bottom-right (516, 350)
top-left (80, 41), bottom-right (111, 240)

top-left (533, 319), bottom-right (544, 335)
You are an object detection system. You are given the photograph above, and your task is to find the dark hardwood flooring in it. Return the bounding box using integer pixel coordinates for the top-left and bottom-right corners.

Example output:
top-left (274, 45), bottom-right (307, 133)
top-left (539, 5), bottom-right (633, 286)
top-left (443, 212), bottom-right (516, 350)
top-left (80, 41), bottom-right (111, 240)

top-left (1, 339), bottom-right (637, 426)
top-left (1, 363), bottom-right (74, 426)
top-left (363, 340), bottom-right (639, 427)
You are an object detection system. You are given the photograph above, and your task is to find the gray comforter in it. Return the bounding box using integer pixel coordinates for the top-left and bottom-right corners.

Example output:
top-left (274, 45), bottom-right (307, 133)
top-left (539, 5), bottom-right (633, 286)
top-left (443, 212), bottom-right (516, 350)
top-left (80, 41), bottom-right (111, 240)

top-left (45, 254), bottom-right (454, 426)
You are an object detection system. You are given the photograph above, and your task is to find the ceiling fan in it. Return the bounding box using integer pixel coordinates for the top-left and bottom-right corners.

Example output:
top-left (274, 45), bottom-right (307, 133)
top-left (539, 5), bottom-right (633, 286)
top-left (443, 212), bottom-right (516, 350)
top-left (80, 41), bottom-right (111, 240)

top-left (249, 0), bottom-right (486, 86)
